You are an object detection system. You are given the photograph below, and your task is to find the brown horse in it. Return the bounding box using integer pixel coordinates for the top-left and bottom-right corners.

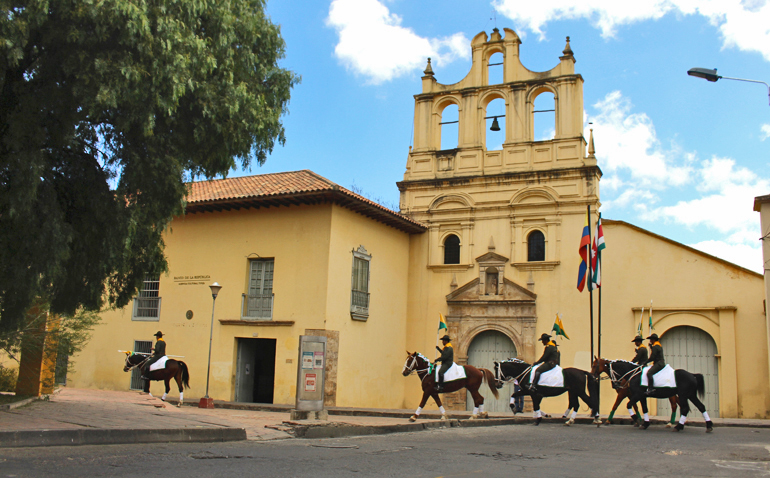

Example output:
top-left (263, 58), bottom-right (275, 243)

top-left (402, 351), bottom-right (499, 421)
top-left (591, 357), bottom-right (679, 426)
top-left (123, 352), bottom-right (190, 406)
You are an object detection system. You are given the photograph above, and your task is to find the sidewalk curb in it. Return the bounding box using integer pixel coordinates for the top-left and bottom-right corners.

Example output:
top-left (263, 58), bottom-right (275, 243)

top-left (0, 427), bottom-right (247, 448)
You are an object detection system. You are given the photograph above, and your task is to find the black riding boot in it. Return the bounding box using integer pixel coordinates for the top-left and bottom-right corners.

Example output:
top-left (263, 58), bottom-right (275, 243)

top-left (437, 376), bottom-right (444, 393)
top-left (645, 378), bottom-right (655, 396)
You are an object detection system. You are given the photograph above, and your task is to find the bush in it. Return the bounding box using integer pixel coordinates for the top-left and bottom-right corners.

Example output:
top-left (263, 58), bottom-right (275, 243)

top-left (0, 365), bottom-right (17, 392)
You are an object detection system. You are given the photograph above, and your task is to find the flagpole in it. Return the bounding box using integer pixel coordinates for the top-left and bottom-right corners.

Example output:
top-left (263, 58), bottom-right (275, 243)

top-left (588, 205), bottom-right (594, 361)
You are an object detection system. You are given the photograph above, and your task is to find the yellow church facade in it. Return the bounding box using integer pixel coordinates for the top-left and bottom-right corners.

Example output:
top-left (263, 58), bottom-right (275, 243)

top-left (68, 28), bottom-right (769, 419)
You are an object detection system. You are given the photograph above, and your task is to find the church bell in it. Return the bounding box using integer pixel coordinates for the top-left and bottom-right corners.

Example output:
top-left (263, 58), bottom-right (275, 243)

top-left (489, 117), bottom-right (501, 131)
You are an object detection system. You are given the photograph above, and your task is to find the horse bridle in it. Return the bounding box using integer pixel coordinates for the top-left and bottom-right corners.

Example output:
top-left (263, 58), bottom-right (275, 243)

top-left (402, 354), bottom-right (429, 376)
top-left (603, 360), bottom-right (642, 388)
top-left (124, 353), bottom-right (149, 372)
top-left (495, 360), bottom-right (532, 385)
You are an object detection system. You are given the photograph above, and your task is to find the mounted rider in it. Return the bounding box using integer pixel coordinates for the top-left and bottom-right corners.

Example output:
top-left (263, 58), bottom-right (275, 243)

top-left (141, 331), bottom-right (166, 381)
top-left (530, 333), bottom-right (558, 392)
top-left (435, 335), bottom-right (454, 392)
top-left (631, 335), bottom-right (648, 364)
top-left (644, 333), bottom-right (665, 395)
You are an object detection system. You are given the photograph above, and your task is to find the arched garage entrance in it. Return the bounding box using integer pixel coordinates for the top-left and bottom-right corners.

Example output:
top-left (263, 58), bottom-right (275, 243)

top-left (658, 326), bottom-right (719, 418)
top-left (466, 330), bottom-right (516, 413)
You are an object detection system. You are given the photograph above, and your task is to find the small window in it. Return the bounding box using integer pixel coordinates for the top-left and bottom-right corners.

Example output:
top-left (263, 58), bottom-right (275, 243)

top-left (132, 274), bottom-right (161, 321)
top-left (129, 340), bottom-right (152, 389)
top-left (350, 246), bottom-right (371, 321)
top-left (444, 235), bottom-right (461, 264)
top-left (244, 259), bottom-right (274, 319)
top-left (528, 230), bottom-right (545, 261)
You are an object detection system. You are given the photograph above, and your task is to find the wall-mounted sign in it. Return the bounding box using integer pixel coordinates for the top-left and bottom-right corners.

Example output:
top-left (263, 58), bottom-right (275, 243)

top-left (186, 310), bottom-right (193, 320)
top-left (173, 274), bottom-right (211, 286)
top-left (302, 351), bottom-right (314, 369)
top-left (314, 352), bottom-right (324, 369)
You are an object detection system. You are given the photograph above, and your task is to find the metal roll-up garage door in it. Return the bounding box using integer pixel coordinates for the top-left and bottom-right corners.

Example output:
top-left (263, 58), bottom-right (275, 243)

top-left (658, 326), bottom-right (719, 418)
top-left (466, 330), bottom-right (517, 413)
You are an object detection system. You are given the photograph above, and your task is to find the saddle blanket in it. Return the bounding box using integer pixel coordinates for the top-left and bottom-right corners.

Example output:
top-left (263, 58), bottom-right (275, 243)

top-left (149, 356), bottom-right (169, 372)
top-left (529, 364), bottom-right (564, 388)
top-left (435, 362), bottom-right (467, 383)
top-left (640, 364), bottom-right (676, 388)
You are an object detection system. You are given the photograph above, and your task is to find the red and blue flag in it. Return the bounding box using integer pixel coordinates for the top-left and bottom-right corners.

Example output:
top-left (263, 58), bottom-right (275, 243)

top-left (577, 212), bottom-right (590, 291)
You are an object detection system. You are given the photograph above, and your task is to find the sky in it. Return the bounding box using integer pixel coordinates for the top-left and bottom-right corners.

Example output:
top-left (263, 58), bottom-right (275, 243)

top-left (237, 0), bottom-right (770, 274)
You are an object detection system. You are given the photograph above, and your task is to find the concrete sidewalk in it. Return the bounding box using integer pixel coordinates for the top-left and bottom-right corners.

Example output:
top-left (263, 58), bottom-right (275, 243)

top-left (1, 388), bottom-right (766, 448)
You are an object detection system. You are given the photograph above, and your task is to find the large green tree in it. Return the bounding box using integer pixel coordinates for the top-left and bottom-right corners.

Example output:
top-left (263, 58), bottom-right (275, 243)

top-left (0, 0), bottom-right (299, 331)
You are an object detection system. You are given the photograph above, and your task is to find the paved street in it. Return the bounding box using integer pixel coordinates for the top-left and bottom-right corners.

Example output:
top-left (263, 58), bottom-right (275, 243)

top-left (3, 422), bottom-right (769, 478)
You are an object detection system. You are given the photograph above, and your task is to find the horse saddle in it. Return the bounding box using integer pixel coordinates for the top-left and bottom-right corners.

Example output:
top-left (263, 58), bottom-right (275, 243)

top-left (149, 356), bottom-right (169, 372)
top-left (640, 364), bottom-right (676, 388)
top-left (434, 363), bottom-right (466, 383)
top-left (529, 363), bottom-right (564, 388)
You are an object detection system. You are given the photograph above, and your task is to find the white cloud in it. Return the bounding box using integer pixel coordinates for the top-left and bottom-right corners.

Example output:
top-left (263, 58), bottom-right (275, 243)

top-left (761, 124), bottom-right (770, 140)
top-left (326, 0), bottom-right (470, 84)
top-left (587, 91), bottom-right (692, 187)
top-left (688, 240), bottom-right (762, 273)
top-left (494, 0), bottom-right (770, 62)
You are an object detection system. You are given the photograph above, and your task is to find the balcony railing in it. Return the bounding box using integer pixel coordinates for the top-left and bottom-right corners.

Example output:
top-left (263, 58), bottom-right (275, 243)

top-left (351, 290), bottom-right (370, 309)
top-left (241, 293), bottom-right (274, 320)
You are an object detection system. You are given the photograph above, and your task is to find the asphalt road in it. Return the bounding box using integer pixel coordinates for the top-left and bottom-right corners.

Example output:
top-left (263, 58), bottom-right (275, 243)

top-left (2, 422), bottom-right (770, 478)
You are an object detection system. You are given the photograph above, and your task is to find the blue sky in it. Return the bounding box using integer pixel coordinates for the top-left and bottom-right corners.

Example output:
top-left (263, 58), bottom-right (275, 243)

top-left (238, 0), bottom-right (770, 273)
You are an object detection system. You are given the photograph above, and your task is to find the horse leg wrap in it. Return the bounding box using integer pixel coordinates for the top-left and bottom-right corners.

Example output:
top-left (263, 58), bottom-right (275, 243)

top-left (479, 404), bottom-right (484, 414)
top-left (438, 406), bottom-right (446, 415)
top-left (702, 412), bottom-right (710, 422)
top-left (570, 410), bottom-right (577, 420)
top-left (643, 413), bottom-right (649, 422)
top-left (179, 392), bottom-right (183, 403)
top-left (679, 415), bottom-right (687, 425)
top-left (414, 406), bottom-right (422, 417)
top-left (471, 407), bottom-right (479, 419)
top-left (607, 410), bottom-right (615, 422)
top-left (161, 392), bottom-right (168, 401)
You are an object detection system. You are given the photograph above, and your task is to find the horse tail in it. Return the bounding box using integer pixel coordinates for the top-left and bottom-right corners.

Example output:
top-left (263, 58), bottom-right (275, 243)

top-left (585, 371), bottom-right (599, 402)
top-left (481, 369), bottom-right (500, 399)
top-left (180, 361), bottom-right (190, 389)
top-left (695, 373), bottom-right (704, 399)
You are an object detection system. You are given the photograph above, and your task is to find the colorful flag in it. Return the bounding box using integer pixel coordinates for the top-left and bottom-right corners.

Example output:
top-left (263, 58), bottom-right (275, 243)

top-left (577, 212), bottom-right (591, 292)
top-left (591, 213), bottom-right (606, 289)
top-left (438, 313), bottom-right (447, 331)
top-left (552, 313), bottom-right (570, 339)
top-left (637, 307), bottom-right (644, 336)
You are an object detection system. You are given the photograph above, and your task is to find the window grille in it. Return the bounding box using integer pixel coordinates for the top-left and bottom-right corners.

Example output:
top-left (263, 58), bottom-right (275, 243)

top-left (129, 340), bottom-right (153, 390)
top-left (243, 259), bottom-right (274, 319)
top-left (132, 274), bottom-right (161, 321)
top-left (527, 230), bottom-right (545, 262)
top-left (444, 235), bottom-right (461, 264)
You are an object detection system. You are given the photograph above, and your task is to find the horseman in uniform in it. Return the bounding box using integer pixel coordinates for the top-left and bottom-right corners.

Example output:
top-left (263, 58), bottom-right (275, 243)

top-left (644, 333), bottom-right (665, 395)
top-left (530, 333), bottom-right (558, 392)
top-left (435, 335), bottom-right (454, 393)
top-left (631, 335), bottom-right (648, 364)
top-left (141, 331), bottom-right (166, 381)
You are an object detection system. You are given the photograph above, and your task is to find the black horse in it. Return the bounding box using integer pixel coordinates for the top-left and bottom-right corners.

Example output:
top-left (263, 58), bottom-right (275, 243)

top-left (591, 358), bottom-right (713, 432)
top-left (123, 352), bottom-right (190, 406)
top-left (494, 358), bottom-right (600, 425)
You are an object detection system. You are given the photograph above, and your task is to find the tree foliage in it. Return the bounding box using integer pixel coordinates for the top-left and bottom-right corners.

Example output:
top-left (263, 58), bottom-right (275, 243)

top-left (0, 0), bottom-right (299, 330)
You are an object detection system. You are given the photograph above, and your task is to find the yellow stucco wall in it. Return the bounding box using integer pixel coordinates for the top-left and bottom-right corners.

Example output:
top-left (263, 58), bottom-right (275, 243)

top-left (69, 202), bottom-right (412, 408)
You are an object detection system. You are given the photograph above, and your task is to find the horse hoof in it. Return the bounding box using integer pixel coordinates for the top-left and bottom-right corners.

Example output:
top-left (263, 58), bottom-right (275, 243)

top-left (641, 421), bottom-right (650, 430)
top-left (674, 423), bottom-right (684, 432)
top-left (534, 417), bottom-right (542, 426)
top-left (706, 421), bottom-right (714, 433)
top-left (563, 420), bottom-right (571, 426)
top-left (470, 414), bottom-right (478, 420)
top-left (177, 402), bottom-right (182, 408)
top-left (440, 414), bottom-right (448, 421)
top-left (409, 415), bottom-right (417, 422)
top-left (480, 411), bottom-right (488, 419)
top-left (665, 423), bottom-right (672, 428)
top-left (593, 419), bottom-right (602, 426)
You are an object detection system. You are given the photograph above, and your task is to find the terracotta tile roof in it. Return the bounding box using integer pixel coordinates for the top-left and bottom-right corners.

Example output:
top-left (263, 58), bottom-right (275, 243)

top-left (185, 170), bottom-right (427, 234)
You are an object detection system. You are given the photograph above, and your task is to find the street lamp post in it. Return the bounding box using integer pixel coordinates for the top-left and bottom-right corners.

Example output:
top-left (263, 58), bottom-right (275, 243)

top-left (687, 68), bottom-right (770, 106)
top-left (199, 282), bottom-right (222, 408)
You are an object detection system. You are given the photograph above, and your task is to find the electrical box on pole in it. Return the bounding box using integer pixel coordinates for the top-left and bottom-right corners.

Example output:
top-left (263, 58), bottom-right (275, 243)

top-left (290, 335), bottom-right (327, 420)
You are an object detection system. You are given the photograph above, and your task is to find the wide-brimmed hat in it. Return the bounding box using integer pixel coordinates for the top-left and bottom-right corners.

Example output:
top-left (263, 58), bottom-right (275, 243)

top-left (440, 335), bottom-right (451, 342)
top-left (646, 333), bottom-right (659, 341)
top-left (154, 331), bottom-right (163, 338)
top-left (539, 333), bottom-right (552, 341)
top-left (632, 335), bottom-right (643, 342)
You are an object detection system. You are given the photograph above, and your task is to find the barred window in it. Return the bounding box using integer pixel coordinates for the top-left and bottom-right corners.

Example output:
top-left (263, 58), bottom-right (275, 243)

top-left (444, 234), bottom-right (460, 264)
top-left (132, 274), bottom-right (161, 321)
top-left (243, 259), bottom-right (274, 319)
top-left (350, 246), bottom-right (371, 321)
top-left (528, 230), bottom-right (545, 262)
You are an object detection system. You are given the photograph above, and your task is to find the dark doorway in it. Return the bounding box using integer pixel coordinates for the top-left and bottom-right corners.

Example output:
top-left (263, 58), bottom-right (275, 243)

top-left (235, 338), bottom-right (276, 404)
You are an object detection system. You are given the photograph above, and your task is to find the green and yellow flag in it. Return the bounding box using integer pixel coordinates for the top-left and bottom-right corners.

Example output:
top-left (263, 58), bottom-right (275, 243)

top-left (552, 313), bottom-right (569, 340)
top-left (438, 313), bottom-right (448, 331)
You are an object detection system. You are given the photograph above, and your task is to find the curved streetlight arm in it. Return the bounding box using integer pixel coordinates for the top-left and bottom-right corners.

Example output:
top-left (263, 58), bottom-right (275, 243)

top-left (719, 76), bottom-right (770, 106)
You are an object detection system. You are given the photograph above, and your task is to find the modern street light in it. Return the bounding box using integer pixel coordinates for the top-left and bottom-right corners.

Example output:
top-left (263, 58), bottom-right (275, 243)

top-left (199, 282), bottom-right (222, 408)
top-left (687, 67), bottom-right (770, 106)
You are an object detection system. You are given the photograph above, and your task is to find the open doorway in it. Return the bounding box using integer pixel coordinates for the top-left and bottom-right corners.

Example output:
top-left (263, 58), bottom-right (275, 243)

top-left (235, 338), bottom-right (276, 403)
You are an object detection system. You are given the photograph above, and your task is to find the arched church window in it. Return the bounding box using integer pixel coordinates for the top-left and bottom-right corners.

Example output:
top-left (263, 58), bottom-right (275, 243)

top-left (440, 103), bottom-right (459, 150)
top-left (488, 52), bottom-right (503, 85)
top-left (527, 230), bottom-right (545, 262)
top-left (533, 92), bottom-right (556, 141)
top-left (444, 234), bottom-right (460, 264)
